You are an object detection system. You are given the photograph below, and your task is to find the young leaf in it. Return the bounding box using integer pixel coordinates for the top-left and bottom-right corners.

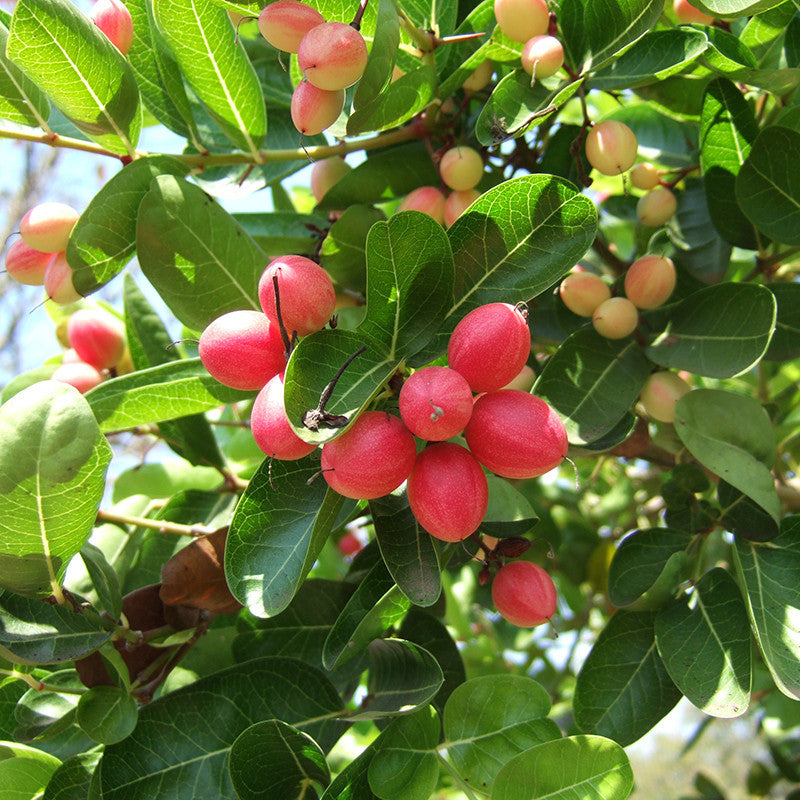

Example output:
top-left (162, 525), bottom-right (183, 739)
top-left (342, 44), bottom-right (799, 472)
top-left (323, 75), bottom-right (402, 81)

top-left (0, 15), bottom-right (50, 129)
top-left (76, 686), bottom-right (138, 745)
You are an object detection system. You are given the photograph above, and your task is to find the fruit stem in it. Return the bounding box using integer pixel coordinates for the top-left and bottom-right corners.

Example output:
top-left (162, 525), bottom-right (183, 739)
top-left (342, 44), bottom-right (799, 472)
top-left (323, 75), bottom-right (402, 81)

top-left (0, 669), bottom-right (87, 694)
top-left (351, 0), bottom-right (370, 30)
top-left (96, 508), bottom-right (218, 537)
top-left (272, 274), bottom-right (297, 357)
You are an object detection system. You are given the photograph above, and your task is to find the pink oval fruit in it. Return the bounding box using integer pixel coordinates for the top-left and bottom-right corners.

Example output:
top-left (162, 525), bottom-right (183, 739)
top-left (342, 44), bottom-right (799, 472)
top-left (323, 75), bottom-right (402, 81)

top-left (90, 0), bottom-right (134, 55)
top-left (399, 366), bottom-right (473, 441)
top-left (624, 254), bottom-right (676, 310)
top-left (492, 560), bottom-right (557, 627)
top-left (585, 120), bottom-right (638, 176)
top-left (67, 308), bottom-right (126, 370)
top-left (493, 0), bottom-right (549, 43)
top-left (5, 239), bottom-right (51, 286)
top-left (298, 21), bottom-right (368, 91)
top-left (592, 296), bottom-right (639, 339)
top-left (44, 252), bottom-right (82, 304)
top-left (439, 146), bottom-right (484, 191)
top-left (290, 80), bottom-right (345, 135)
top-left (521, 35), bottom-right (563, 80)
top-left (558, 272), bottom-right (611, 317)
top-left (397, 187), bottom-right (447, 224)
top-left (257, 0), bottom-right (325, 53)
top-left (20, 202), bottom-right (79, 253)
top-left (51, 360), bottom-right (105, 394)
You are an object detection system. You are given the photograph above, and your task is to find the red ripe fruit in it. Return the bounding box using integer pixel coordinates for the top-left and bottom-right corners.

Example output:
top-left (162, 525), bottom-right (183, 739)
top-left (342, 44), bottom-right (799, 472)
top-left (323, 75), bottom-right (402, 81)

top-left (258, 255), bottom-right (336, 338)
top-left (406, 442), bottom-right (488, 542)
top-left (398, 366), bottom-right (473, 441)
top-left (320, 411), bottom-right (417, 499)
top-left (447, 303), bottom-right (530, 393)
top-left (492, 561), bottom-right (557, 627)
top-left (90, 0), bottom-right (134, 55)
top-left (67, 308), bottom-right (126, 370)
top-left (464, 390), bottom-right (567, 479)
top-left (337, 530), bottom-right (363, 557)
top-left (198, 310), bottom-right (286, 391)
top-left (257, 0), bottom-right (325, 53)
top-left (298, 21), bottom-right (369, 91)
top-left (250, 372), bottom-right (317, 460)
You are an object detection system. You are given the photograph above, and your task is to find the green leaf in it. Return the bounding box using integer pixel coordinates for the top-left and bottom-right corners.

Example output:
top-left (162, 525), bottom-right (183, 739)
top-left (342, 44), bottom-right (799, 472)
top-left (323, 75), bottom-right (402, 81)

top-left (136, 174), bottom-right (265, 330)
top-left (76, 686), bottom-right (138, 745)
top-left (674, 388), bottom-right (779, 522)
top-left (481, 475), bottom-right (540, 538)
top-left (68, 156), bottom-right (190, 296)
top-left (0, 591), bottom-right (111, 665)
top-left (7, 0), bottom-right (141, 155)
top-left (225, 456), bottom-right (344, 618)
top-left (41, 749), bottom-right (101, 800)
top-left (79, 543), bottom-right (122, 621)
top-left (736, 126), bottom-right (800, 244)
top-left (574, 610), bottom-right (682, 746)
top-left (690, 0), bottom-right (789, 16)
top-left (0, 382), bottom-right (112, 597)
top-left (99, 658), bottom-right (346, 800)
top-left (85, 359), bottom-right (251, 433)
top-left (0, 16), bottom-right (49, 128)
top-left (492, 735), bottom-right (634, 800)
top-left (367, 706), bottom-right (440, 800)
top-left (320, 733), bottom-right (382, 800)
top-left (443, 675), bottom-right (560, 794)
top-left (559, 0), bottom-right (664, 72)
top-left (764, 283), bottom-right (800, 361)
top-left (14, 669), bottom-right (83, 741)
top-left (229, 720), bottom-right (330, 800)
top-left (352, 0), bottom-right (398, 109)
top-left (236, 212), bottom-right (331, 259)
top-left (700, 77), bottom-right (760, 249)
top-left (733, 517), bottom-right (800, 700)
top-left (646, 283), bottom-right (776, 377)
top-left (590, 28), bottom-right (708, 89)
top-left (718, 479), bottom-right (780, 542)
top-left (534, 328), bottom-right (652, 446)
top-left (0, 752), bottom-right (61, 800)
top-left (152, 0), bottom-right (266, 157)
top-left (655, 568), bottom-right (752, 717)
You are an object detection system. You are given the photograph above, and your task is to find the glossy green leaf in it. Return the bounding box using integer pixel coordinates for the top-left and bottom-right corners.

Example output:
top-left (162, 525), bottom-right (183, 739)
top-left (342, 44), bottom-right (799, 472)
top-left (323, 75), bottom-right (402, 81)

top-left (733, 517), bottom-right (800, 700)
top-left (674, 388), bottom-right (779, 522)
top-left (690, 0), bottom-right (789, 16)
top-left (7, 0), bottom-right (141, 155)
top-left (718, 479), bottom-right (780, 541)
top-left (320, 733), bottom-right (383, 800)
top-left (85, 359), bottom-right (251, 433)
top-left (646, 283), bottom-right (776, 377)
top-left (136, 174), bottom-right (265, 330)
top-left (0, 752), bottom-right (62, 800)
top-left (352, 0), bottom-right (398, 109)
top-left (99, 658), bottom-right (346, 800)
top-left (152, 0), bottom-right (266, 157)
top-left (225, 456), bottom-right (344, 618)
top-left (76, 687), bottom-right (138, 745)
top-left (655, 568), bottom-right (752, 717)
top-left (14, 669), bottom-right (83, 741)
top-left (443, 675), bottom-right (560, 794)
top-left (237, 212), bottom-right (330, 259)
top-left (79, 543), bottom-right (122, 621)
top-left (229, 720), bottom-right (329, 800)
top-left (764, 283), bottom-right (800, 361)
top-left (493, 735), bottom-right (634, 800)
top-left (481, 476), bottom-right (540, 538)
top-left (534, 328), bottom-right (652, 446)
top-left (574, 610), bottom-right (682, 746)
top-left (609, 102), bottom-right (698, 166)
top-left (0, 382), bottom-right (112, 597)
top-left (0, 16), bottom-right (49, 128)
top-left (42, 749), bottom-right (101, 800)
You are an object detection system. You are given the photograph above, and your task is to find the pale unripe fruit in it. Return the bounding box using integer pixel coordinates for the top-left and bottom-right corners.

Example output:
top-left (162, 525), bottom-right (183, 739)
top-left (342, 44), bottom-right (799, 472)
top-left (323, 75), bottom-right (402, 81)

top-left (258, 0), bottom-right (325, 53)
top-left (585, 121), bottom-right (638, 176)
top-left (592, 296), bottom-right (639, 339)
top-left (673, 0), bottom-right (714, 24)
top-left (399, 366), bottom-right (473, 441)
top-left (559, 272), bottom-right (611, 317)
top-left (258, 255), bottom-right (336, 338)
top-left (20, 202), bottom-right (80, 253)
top-left (439, 146), bottom-right (484, 191)
top-left (298, 22), bottom-right (368, 90)
top-left (407, 443), bottom-right (489, 542)
top-left (52, 361), bottom-right (104, 394)
top-left (397, 187), bottom-right (447, 225)
top-left (320, 411), bottom-right (417, 500)
top-left (67, 308), bottom-right (126, 370)
top-left (447, 303), bottom-right (531, 393)
top-left (250, 372), bottom-right (318, 460)
top-left (90, 0), bottom-right (134, 55)
top-left (624, 255), bottom-right (676, 309)
top-left (639, 371), bottom-right (691, 424)
top-left (501, 364), bottom-right (536, 392)
top-left (464, 390), bottom-right (567, 479)
top-left (291, 80), bottom-right (345, 135)
top-left (5, 239), bottom-right (50, 285)
top-left (462, 59), bottom-right (493, 92)
top-left (521, 35), bottom-right (563, 80)
top-left (637, 187), bottom-right (678, 227)
top-left (492, 561), bottom-right (557, 627)
top-left (44, 253), bottom-right (82, 304)
top-left (310, 157), bottom-right (351, 202)
top-left (198, 310), bottom-right (286, 391)
top-left (494, 0), bottom-right (549, 43)
top-left (444, 189), bottom-right (480, 227)
top-left (630, 163), bottom-right (660, 191)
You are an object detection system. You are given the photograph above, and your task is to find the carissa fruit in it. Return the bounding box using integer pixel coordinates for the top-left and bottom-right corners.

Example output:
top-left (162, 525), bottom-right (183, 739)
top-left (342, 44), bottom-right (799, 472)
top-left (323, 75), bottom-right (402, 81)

top-left (639, 371), bottom-right (691, 424)
top-left (291, 80), bottom-right (345, 136)
top-left (20, 202), bottom-right (80, 253)
top-left (492, 560), bottom-right (557, 627)
top-left (493, 0), bottom-right (549, 44)
top-left (4, 239), bottom-right (50, 285)
top-left (297, 21), bottom-right (368, 91)
top-left (257, 0), bottom-right (325, 53)
top-left (520, 35), bottom-right (563, 80)
top-left (51, 360), bottom-right (104, 394)
top-left (439, 145), bottom-right (484, 192)
top-left (464, 389), bottom-right (567, 479)
top-left (310, 156), bottom-right (351, 203)
top-left (320, 411), bottom-right (417, 499)
top-left (90, 0), bottom-right (134, 55)
top-left (447, 302), bottom-right (531, 393)
top-left (585, 120), bottom-right (638, 176)
top-left (44, 252), bottom-right (82, 305)
top-left (67, 308), bottom-right (126, 370)
top-left (558, 272), bottom-right (611, 317)
top-left (591, 296), bottom-right (639, 340)
top-left (406, 442), bottom-right (489, 542)
top-left (397, 186), bottom-right (447, 224)
top-left (637, 186), bottom-right (677, 227)
top-left (398, 366), bottom-right (473, 441)
top-left (624, 254), bottom-right (676, 310)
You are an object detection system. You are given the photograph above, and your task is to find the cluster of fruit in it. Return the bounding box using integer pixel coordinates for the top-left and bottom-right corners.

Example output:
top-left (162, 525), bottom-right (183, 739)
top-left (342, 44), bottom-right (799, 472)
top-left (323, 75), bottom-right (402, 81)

top-left (257, 0), bottom-right (368, 136)
top-left (559, 253), bottom-right (677, 339)
top-left (494, 0), bottom-right (563, 84)
top-left (5, 201), bottom-right (82, 304)
top-left (89, 0), bottom-right (134, 55)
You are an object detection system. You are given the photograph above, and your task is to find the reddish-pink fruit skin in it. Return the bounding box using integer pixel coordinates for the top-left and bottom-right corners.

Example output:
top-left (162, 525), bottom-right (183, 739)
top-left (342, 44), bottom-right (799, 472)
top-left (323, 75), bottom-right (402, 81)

top-left (250, 372), bottom-right (318, 460)
top-left (310, 157), bottom-right (351, 203)
top-left (298, 22), bottom-right (368, 90)
top-left (67, 309), bottom-right (126, 370)
top-left (624, 255), bottom-right (676, 310)
top-left (90, 0), bottom-right (134, 55)
top-left (258, 255), bottom-right (336, 338)
top-left (673, 0), bottom-right (714, 24)
top-left (320, 411), bottom-right (417, 499)
top-left (444, 189), bottom-right (480, 227)
top-left (397, 187), bottom-right (447, 224)
top-left (199, 310), bottom-right (286, 391)
top-left (51, 361), bottom-right (105, 394)
top-left (20, 203), bottom-right (79, 253)
top-left (447, 303), bottom-right (531, 393)
top-left (5, 239), bottom-right (50, 285)
top-left (44, 253), bottom-right (82, 304)
top-left (257, 0), bottom-right (325, 53)
top-left (464, 390), bottom-right (567, 479)
top-left (291, 80), bottom-right (345, 135)
top-left (492, 561), bottom-right (557, 627)
top-left (407, 442), bottom-right (488, 542)
top-left (337, 530), bottom-right (363, 556)
top-left (521, 35), bottom-right (564, 79)
top-left (399, 366), bottom-right (473, 441)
